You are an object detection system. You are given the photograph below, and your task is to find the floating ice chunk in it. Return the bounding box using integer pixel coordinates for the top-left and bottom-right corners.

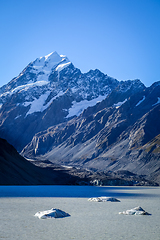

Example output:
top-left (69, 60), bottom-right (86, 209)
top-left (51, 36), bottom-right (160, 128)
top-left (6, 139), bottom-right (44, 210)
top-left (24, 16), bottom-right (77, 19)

top-left (119, 206), bottom-right (151, 215)
top-left (34, 208), bottom-right (70, 219)
top-left (88, 197), bottom-right (120, 202)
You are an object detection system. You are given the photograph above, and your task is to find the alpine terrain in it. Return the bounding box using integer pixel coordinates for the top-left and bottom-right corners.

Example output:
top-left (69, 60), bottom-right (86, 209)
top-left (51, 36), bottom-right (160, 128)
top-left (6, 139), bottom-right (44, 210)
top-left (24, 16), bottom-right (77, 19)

top-left (0, 51), bottom-right (160, 185)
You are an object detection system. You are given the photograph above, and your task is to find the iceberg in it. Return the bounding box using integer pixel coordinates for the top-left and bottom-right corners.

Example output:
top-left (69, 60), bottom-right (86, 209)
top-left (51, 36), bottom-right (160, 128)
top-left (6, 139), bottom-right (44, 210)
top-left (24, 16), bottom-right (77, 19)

top-left (88, 197), bottom-right (120, 202)
top-left (34, 208), bottom-right (70, 219)
top-left (119, 206), bottom-right (151, 215)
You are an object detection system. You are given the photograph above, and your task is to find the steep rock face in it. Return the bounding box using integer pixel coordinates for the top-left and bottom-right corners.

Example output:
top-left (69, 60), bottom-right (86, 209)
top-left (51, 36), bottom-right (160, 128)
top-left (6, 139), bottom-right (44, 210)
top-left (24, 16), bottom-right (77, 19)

top-left (21, 82), bottom-right (160, 184)
top-left (0, 52), bottom-right (145, 151)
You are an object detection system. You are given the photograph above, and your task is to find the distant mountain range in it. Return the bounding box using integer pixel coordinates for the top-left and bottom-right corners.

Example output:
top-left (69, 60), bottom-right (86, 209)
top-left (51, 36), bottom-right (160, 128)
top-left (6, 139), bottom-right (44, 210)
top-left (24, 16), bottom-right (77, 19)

top-left (0, 51), bottom-right (160, 185)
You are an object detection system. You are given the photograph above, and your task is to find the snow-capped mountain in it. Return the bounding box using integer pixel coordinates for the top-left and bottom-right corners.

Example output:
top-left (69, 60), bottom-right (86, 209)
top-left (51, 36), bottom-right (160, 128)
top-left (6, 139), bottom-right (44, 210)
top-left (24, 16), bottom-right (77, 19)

top-left (0, 51), bottom-right (115, 118)
top-left (0, 51), bottom-right (145, 151)
top-left (0, 51), bottom-right (71, 108)
top-left (1, 51), bottom-right (160, 185)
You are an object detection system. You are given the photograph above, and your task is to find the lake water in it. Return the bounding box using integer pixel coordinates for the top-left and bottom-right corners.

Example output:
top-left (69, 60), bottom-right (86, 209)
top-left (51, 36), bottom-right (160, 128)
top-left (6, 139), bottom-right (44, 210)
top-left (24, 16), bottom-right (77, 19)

top-left (0, 186), bottom-right (160, 240)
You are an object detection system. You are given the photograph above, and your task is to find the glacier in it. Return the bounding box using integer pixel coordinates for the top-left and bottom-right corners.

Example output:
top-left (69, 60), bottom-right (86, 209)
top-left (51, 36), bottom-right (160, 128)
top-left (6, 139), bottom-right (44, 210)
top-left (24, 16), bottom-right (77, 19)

top-left (66, 95), bottom-right (107, 118)
top-left (23, 90), bottom-right (65, 116)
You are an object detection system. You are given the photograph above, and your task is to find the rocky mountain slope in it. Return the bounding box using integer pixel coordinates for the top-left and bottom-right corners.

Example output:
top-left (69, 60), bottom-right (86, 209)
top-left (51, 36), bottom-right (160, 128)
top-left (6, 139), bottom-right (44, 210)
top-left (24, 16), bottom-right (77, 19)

top-left (21, 81), bottom-right (160, 184)
top-left (0, 51), bottom-right (159, 185)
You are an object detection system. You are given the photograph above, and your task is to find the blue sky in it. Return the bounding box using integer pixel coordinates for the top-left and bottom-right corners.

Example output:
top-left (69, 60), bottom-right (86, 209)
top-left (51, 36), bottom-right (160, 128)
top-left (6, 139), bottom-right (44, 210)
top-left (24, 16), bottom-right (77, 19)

top-left (0, 0), bottom-right (160, 87)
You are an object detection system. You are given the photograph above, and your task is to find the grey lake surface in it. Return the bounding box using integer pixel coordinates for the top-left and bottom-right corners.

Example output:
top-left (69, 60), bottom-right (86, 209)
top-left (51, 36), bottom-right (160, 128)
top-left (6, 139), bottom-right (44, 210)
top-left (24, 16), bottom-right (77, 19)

top-left (0, 186), bottom-right (160, 240)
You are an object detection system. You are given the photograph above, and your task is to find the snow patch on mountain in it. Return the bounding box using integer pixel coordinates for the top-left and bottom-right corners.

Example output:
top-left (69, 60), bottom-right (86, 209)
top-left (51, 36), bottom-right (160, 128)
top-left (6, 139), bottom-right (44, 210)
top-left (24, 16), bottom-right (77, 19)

top-left (0, 81), bottom-right (49, 98)
top-left (24, 91), bottom-right (50, 115)
top-left (36, 73), bottom-right (50, 82)
top-left (56, 61), bottom-right (71, 72)
top-left (52, 90), bottom-right (65, 100)
top-left (24, 90), bottom-right (65, 116)
top-left (153, 97), bottom-right (160, 106)
top-left (66, 95), bottom-right (107, 118)
top-left (15, 115), bottom-right (22, 120)
top-left (136, 96), bottom-right (145, 107)
top-left (113, 99), bottom-right (127, 108)
top-left (12, 81), bottom-right (49, 92)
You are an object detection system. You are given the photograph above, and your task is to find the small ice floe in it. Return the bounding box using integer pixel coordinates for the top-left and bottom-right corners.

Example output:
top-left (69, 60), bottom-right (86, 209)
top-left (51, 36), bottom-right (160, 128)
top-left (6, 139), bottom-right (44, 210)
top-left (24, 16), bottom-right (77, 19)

top-left (88, 197), bottom-right (120, 202)
top-left (34, 208), bottom-right (70, 219)
top-left (119, 206), bottom-right (151, 215)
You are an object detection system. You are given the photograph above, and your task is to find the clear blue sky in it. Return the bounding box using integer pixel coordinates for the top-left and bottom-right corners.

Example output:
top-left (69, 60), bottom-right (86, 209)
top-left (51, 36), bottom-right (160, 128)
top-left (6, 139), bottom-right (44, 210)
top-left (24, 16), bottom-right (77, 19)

top-left (0, 0), bottom-right (160, 87)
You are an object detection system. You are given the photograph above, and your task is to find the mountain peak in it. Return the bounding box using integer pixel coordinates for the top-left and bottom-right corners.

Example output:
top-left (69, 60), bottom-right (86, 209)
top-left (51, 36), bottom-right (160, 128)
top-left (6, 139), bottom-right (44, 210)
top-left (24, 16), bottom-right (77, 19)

top-left (44, 51), bottom-right (59, 61)
top-left (33, 51), bottom-right (71, 70)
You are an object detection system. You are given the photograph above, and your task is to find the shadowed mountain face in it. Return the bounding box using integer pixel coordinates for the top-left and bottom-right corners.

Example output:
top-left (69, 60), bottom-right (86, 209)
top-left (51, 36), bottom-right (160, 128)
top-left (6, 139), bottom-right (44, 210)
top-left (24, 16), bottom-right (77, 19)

top-left (0, 52), bottom-right (160, 185)
top-left (0, 138), bottom-right (93, 185)
top-left (0, 138), bottom-right (51, 185)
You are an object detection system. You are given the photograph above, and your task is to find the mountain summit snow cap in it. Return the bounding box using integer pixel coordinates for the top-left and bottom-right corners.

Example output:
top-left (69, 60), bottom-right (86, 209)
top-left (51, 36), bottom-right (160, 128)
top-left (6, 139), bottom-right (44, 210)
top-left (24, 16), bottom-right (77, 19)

top-left (44, 51), bottom-right (62, 62)
top-left (32, 51), bottom-right (71, 73)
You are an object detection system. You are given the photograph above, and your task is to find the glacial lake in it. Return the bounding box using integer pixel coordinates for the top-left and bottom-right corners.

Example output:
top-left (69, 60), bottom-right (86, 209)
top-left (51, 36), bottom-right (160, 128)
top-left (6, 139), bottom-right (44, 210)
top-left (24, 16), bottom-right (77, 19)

top-left (0, 186), bottom-right (160, 240)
